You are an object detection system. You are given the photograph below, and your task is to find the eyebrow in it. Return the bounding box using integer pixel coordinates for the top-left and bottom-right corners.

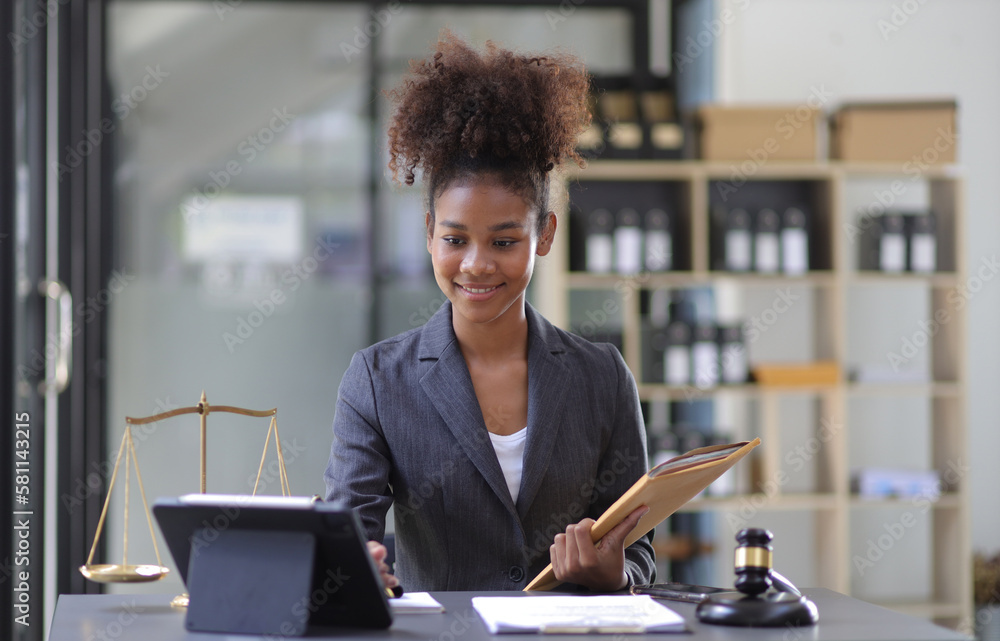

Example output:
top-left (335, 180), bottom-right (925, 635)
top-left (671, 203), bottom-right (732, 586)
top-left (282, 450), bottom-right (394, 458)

top-left (438, 220), bottom-right (524, 232)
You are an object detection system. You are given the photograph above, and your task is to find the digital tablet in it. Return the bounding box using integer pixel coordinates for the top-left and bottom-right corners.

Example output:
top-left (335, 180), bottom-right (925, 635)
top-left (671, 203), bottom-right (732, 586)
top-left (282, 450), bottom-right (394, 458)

top-left (152, 494), bottom-right (392, 633)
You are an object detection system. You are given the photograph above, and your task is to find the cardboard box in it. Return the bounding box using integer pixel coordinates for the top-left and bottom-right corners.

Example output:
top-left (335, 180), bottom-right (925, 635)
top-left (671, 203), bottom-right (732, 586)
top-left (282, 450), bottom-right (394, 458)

top-left (697, 105), bottom-right (820, 161)
top-left (751, 361), bottom-right (840, 386)
top-left (830, 100), bottom-right (957, 163)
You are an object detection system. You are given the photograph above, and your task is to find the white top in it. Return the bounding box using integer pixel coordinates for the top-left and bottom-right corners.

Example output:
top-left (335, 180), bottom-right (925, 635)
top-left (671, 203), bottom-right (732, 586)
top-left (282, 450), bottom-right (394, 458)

top-left (489, 427), bottom-right (528, 503)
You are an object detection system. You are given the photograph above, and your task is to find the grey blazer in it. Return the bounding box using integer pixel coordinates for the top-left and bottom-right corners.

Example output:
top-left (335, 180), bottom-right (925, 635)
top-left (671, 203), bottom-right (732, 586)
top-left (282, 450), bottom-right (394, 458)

top-left (324, 301), bottom-right (655, 591)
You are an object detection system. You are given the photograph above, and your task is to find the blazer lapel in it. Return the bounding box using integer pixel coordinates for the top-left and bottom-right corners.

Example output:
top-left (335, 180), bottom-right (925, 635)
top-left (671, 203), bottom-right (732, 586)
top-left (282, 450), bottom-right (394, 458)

top-left (418, 304), bottom-right (518, 517)
top-left (516, 305), bottom-right (570, 517)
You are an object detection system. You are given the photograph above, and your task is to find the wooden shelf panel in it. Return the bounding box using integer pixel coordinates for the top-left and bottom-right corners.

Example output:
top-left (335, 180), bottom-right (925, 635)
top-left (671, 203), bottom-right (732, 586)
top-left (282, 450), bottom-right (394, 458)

top-left (567, 160), bottom-right (961, 180)
top-left (847, 272), bottom-right (961, 287)
top-left (677, 493), bottom-right (841, 513)
top-left (564, 271), bottom-right (838, 289)
top-left (846, 382), bottom-right (962, 397)
top-left (848, 493), bottom-right (962, 510)
top-left (638, 383), bottom-right (841, 400)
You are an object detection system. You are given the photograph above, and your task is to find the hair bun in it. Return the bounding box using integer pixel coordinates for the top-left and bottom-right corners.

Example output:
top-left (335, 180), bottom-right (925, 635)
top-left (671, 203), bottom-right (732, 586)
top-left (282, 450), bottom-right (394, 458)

top-left (386, 30), bottom-right (591, 187)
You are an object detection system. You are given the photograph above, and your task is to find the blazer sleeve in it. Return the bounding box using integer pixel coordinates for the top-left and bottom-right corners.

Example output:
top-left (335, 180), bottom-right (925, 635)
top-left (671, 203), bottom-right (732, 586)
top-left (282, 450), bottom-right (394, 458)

top-left (323, 350), bottom-right (393, 542)
top-left (599, 343), bottom-right (656, 588)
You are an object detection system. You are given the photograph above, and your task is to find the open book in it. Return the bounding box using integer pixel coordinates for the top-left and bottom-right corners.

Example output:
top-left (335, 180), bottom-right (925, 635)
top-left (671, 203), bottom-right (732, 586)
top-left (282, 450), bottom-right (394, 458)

top-left (524, 437), bottom-right (761, 591)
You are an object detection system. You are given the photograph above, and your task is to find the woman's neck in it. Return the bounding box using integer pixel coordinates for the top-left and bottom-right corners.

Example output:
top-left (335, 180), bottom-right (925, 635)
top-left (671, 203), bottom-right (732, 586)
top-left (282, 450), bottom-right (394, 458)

top-left (452, 301), bottom-right (529, 364)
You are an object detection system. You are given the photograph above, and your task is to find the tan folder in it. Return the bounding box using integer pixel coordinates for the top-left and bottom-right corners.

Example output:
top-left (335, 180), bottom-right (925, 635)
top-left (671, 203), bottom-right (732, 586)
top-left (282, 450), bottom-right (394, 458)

top-left (524, 437), bottom-right (761, 591)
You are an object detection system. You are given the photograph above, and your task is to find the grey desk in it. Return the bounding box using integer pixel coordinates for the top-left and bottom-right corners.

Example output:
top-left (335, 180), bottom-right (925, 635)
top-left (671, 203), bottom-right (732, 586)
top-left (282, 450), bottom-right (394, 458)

top-left (48, 589), bottom-right (970, 641)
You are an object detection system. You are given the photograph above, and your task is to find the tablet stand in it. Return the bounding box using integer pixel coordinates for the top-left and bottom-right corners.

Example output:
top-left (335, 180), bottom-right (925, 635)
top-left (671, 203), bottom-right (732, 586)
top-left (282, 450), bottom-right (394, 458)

top-left (185, 528), bottom-right (316, 636)
top-left (696, 528), bottom-right (819, 627)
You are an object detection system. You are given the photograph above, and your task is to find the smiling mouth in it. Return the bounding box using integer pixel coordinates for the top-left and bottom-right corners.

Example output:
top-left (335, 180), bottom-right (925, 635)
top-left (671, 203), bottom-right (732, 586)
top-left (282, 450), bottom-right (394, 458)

top-left (458, 284), bottom-right (501, 294)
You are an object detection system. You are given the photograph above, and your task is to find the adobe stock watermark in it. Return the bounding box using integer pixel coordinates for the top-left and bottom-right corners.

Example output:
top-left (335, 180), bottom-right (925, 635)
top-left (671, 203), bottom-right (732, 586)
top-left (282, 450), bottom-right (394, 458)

top-left (885, 254), bottom-right (998, 372)
top-left (394, 428), bottom-right (492, 526)
top-left (69, 599), bottom-right (145, 641)
top-left (545, 0), bottom-right (585, 30)
top-left (52, 66), bottom-right (170, 182)
top-left (410, 295), bottom-right (448, 328)
top-left (877, 0), bottom-right (931, 41)
top-left (957, 596), bottom-right (1000, 639)
top-left (7, 0), bottom-right (71, 53)
top-left (726, 417), bottom-right (843, 532)
top-left (340, 2), bottom-right (405, 62)
top-left (716, 85), bottom-right (834, 202)
top-left (17, 269), bottom-right (136, 385)
top-left (574, 271), bottom-right (652, 341)
top-left (429, 608), bottom-right (480, 641)
top-left (61, 397), bottom-right (180, 514)
top-left (244, 439), bottom-right (308, 495)
top-left (214, 0), bottom-right (242, 20)
top-left (671, 0), bottom-right (755, 74)
top-left (221, 235), bottom-right (340, 353)
top-left (682, 286), bottom-right (801, 401)
top-left (842, 124), bottom-right (957, 245)
top-left (521, 447), bottom-right (643, 565)
top-left (181, 107), bottom-right (295, 224)
top-left (852, 456), bottom-right (970, 576)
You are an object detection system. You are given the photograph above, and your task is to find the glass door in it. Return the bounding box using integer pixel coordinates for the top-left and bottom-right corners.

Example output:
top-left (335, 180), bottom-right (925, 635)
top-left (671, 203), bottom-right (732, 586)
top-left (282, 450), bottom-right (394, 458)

top-left (4, 2), bottom-right (52, 640)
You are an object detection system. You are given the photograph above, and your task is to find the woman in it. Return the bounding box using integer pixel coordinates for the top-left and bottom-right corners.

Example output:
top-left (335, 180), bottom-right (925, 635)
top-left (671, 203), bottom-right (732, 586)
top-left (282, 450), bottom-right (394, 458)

top-left (325, 31), bottom-right (654, 592)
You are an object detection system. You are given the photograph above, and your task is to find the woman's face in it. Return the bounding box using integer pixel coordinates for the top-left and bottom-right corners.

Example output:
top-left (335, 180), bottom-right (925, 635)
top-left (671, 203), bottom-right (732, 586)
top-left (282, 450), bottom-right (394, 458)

top-left (427, 180), bottom-right (554, 331)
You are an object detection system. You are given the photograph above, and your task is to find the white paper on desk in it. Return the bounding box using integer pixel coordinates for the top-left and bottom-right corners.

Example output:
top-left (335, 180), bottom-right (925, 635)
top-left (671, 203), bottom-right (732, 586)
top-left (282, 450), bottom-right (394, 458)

top-left (389, 592), bottom-right (445, 614)
top-left (471, 595), bottom-right (686, 634)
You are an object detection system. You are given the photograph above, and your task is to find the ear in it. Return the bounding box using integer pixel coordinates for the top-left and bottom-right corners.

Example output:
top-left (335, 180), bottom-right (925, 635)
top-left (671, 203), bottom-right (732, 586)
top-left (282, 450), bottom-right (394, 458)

top-left (536, 211), bottom-right (557, 257)
top-left (425, 211), bottom-right (433, 252)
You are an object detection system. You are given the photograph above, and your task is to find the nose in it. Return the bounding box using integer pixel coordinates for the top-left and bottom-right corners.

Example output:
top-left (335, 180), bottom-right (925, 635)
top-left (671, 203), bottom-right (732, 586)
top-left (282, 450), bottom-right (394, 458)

top-left (460, 244), bottom-right (496, 276)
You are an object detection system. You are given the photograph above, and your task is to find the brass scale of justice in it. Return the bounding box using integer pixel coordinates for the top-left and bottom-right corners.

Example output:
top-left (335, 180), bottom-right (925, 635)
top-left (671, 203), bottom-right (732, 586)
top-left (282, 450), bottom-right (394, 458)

top-left (79, 392), bottom-right (291, 598)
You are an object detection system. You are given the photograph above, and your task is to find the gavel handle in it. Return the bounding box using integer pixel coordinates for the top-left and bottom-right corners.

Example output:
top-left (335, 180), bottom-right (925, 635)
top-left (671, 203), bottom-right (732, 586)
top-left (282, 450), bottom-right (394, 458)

top-left (768, 570), bottom-right (802, 597)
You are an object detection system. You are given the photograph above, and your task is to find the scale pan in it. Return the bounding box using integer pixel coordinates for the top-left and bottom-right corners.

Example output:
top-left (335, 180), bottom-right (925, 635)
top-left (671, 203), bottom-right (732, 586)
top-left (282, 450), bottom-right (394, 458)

top-left (79, 564), bottom-right (170, 583)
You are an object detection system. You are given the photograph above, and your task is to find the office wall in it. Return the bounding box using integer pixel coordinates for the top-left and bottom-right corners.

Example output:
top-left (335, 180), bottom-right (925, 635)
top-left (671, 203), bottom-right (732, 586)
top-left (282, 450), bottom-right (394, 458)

top-left (712, 0), bottom-right (1000, 554)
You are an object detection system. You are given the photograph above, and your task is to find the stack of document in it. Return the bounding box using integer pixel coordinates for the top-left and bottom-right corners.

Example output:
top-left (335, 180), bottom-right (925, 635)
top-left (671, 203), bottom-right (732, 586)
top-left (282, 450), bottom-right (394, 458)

top-left (471, 595), bottom-right (686, 634)
top-left (389, 592), bottom-right (445, 614)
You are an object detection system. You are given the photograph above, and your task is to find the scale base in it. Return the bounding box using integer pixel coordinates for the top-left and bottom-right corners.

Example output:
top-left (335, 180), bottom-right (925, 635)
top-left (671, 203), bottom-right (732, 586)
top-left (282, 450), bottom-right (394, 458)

top-left (696, 591), bottom-right (819, 627)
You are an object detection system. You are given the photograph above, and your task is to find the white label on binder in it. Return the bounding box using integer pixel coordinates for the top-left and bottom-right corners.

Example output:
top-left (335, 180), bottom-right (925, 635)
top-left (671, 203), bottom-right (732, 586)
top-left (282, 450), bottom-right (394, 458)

top-left (645, 231), bottom-right (672, 271)
top-left (725, 230), bottom-right (752, 271)
top-left (665, 347), bottom-right (690, 386)
top-left (781, 228), bottom-right (809, 275)
top-left (721, 343), bottom-right (748, 384)
top-left (615, 227), bottom-right (643, 274)
top-left (910, 234), bottom-right (937, 273)
top-left (880, 234), bottom-right (906, 273)
top-left (692, 342), bottom-right (719, 389)
top-left (755, 233), bottom-right (780, 273)
top-left (586, 235), bottom-right (614, 273)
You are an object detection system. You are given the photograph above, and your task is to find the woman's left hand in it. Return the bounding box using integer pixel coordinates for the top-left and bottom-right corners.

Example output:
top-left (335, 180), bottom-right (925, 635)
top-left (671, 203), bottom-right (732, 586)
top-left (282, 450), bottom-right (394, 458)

top-left (549, 505), bottom-right (650, 592)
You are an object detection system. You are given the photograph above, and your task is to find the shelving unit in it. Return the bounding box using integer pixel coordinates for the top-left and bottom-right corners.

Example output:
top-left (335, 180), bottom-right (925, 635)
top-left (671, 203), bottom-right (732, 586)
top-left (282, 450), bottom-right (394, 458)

top-left (533, 160), bottom-right (969, 627)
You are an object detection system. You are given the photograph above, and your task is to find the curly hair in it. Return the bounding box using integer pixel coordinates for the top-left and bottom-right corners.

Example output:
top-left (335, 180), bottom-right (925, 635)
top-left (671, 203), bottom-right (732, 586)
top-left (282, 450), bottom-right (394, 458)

top-left (385, 30), bottom-right (591, 231)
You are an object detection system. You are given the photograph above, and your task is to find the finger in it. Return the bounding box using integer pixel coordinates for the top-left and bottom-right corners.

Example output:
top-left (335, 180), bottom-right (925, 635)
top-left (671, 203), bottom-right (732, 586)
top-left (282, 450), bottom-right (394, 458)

top-left (367, 540), bottom-right (387, 563)
top-left (564, 525), bottom-right (581, 567)
top-left (601, 505), bottom-right (649, 550)
top-left (569, 520), bottom-right (598, 567)
top-left (550, 533), bottom-right (566, 577)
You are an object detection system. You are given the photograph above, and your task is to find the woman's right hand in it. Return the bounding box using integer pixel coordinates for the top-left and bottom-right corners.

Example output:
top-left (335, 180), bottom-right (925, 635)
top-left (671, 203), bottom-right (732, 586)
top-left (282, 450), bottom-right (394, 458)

top-left (367, 540), bottom-right (399, 591)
